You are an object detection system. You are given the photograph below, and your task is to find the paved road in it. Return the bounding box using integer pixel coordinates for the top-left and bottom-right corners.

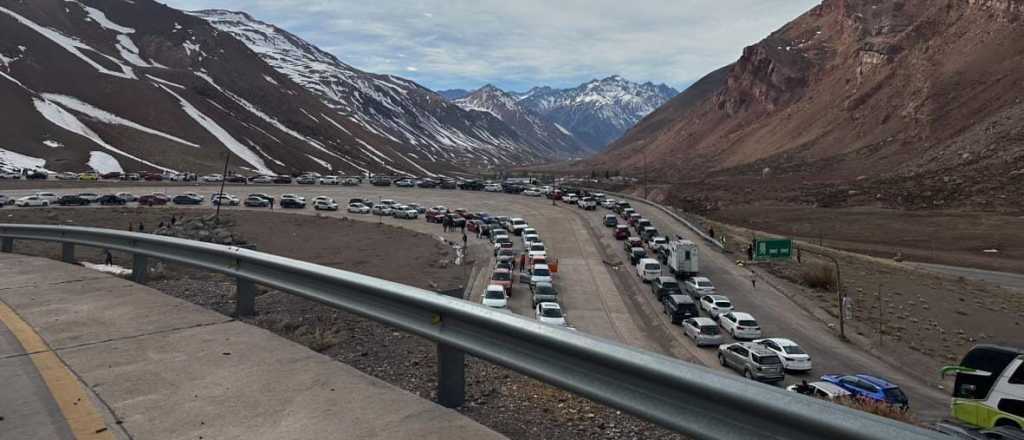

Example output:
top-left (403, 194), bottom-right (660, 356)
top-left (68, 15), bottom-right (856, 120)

top-left (907, 261), bottom-right (1024, 292)
top-left (0, 183), bottom-right (951, 421)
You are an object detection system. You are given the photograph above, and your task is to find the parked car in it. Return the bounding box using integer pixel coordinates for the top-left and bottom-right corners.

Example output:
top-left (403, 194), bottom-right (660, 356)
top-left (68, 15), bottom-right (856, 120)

top-left (604, 214), bottom-right (618, 227)
top-left (314, 199), bottom-right (338, 211)
top-left (394, 208), bottom-right (418, 219)
top-left (755, 338), bottom-right (812, 372)
top-left (508, 218), bottom-right (528, 235)
top-left (244, 196), bottom-right (271, 207)
top-left (682, 317), bottom-right (724, 347)
top-left (527, 264), bottom-right (553, 287)
top-left (249, 193), bottom-right (275, 205)
top-left (490, 269), bottom-right (512, 292)
top-left (416, 179), bottom-right (437, 188)
top-left (629, 247), bottom-right (648, 265)
top-left (651, 276), bottom-right (683, 300)
top-left (535, 302), bottom-right (567, 327)
top-left (281, 194), bottom-right (305, 204)
top-left (272, 175), bottom-right (293, 184)
top-left (74, 193), bottom-right (99, 203)
top-left (786, 381), bottom-right (851, 400)
top-left (212, 195), bottom-right (240, 206)
top-left (614, 225), bottom-right (631, 240)
top-left (138, 194), bottom-right (168, 206)
top-left (718, 312), bottom-right (763, 340)
top-left (530, 282), bottom-right (559, 306)
top-left (97, 195), bottom-right (126, 205)
top-left (482, 284), bottom-right (508, 309)
top-left (251, 175), bottom-right (274, 184)
top-left (372, 205), bottom-right (394, 216)
top-left (348, 203), bottom-right (370, 214)
top-left (699, 295), bottom-right (734, 318)
top-left (395, 178), bottom-right (415, 187)
top-left (718, 342), bottom-right (785, 383)
top-left (342, 177), bottom-right (360, 186)
top-left (225, 175), bottom-right (247, 183)
top-left (319, 176), bottom-right (340, 185)
top-left (635, 258), bottom-right (662, 283)
top-left (14, 195), bottom-right (48, 207)
top-left (296, 175), bottom-right (318, 185)
top-left (78, 172), bottom-right (99, 181)
top-left (115, 192), bottom-right (138, 202)
top-left (819, 374), bottom-right (909, 408)
top-left (34, 192), bottom-right (60, 203)
top-left (280, 198), bottom-right (306, 209)
top-left (662, 294), bottom-right (699, 324)
top-left (173, 194), bottom-right (203, 205)
top-left (200, 174), bottom-right (223, 183)
top-left (56, 195), bottom-right (90, 206)
top-left (685, 276), bottom-right (716, 298)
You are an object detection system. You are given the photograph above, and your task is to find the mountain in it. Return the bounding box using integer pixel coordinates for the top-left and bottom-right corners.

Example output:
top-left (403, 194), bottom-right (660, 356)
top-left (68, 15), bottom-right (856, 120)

top-left (436, 88), bottom-right (471, 100)
top-left (516, 76), bottom-right (678, 149)
top-left (0, 1), bottom-right (545, 176)
top-left (454, 85), bottom-right (586, 158)
top-left (591, 0), bottom-right (1024, 210)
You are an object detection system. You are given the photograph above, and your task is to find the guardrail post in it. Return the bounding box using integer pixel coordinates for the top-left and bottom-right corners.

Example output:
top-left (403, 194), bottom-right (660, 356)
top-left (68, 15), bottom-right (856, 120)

top-left (236, 277), bottom-right (256, 317)
top-left (437, 287), bottom-right (466, 408)
top-left (1, 237), bottom-right (12, 253)
top-left (131, 254), bottom-right (148, 284)
top-left (62, 242), bottom-right (75, 263)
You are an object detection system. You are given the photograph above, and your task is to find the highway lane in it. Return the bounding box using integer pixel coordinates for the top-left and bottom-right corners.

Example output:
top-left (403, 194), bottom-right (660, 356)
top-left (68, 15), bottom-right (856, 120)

top-left (1, 183), bottom-right (951, 420)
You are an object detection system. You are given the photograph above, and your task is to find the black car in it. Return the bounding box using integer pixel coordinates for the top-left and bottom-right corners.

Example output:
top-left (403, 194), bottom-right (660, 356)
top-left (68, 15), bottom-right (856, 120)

top-left (439, 180), bottom-right (457, 189)
top-left (280, 198), bottom-right (306, 209)
top-left (458, 180), bottom-right (484, 190)
top-left (57, 195), bottom-right (90, 206)
top-left (370, 176), bottom-right (392, 186)
top-left (97, 195), bottom-right (126, 205)
top-left (172, 194), bottom-right (203, 205)
top-left (444, 214), bottom-right (466, 227)
top-left (296, 175), bottom-right (317, 184)
top-left (26, 170), bottom-right (48, 180)
top-left (225, 175), bottom-right (247, 183)
top-left (662, 294), bottom-right (699, 324)
top-left (651, 276), bottom-right (683, 300)
top-left (603, 214), bottom-right (618, 227)
top-left (416, 179), bottom-right (437, 188)
top-left (272, 175), bottom-right (293, 184)
top-left (629, 248), bottom-right (647, 265)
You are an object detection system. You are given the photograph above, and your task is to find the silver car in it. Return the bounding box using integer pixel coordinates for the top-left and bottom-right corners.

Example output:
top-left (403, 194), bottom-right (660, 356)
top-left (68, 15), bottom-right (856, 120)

top-left (681, 317), bottom-right (724, 347)
top-left (717, 342), bottom-right (785, 383)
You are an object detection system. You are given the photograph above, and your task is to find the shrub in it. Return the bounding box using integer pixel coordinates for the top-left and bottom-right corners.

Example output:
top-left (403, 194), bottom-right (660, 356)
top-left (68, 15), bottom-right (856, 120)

top-left (802, 262), bottom-right (835, 290)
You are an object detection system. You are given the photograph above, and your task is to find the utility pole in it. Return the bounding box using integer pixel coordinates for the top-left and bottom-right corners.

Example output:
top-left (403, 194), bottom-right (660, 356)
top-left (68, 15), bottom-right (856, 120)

top-left (797, 247), bottom-right (845, 340)
top-left (215, 152), bottom-right (229, 224)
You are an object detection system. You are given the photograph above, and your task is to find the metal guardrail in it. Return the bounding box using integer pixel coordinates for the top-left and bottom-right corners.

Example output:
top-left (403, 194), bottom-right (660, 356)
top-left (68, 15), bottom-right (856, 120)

top-left (0, 224), bottom-right (944, 440)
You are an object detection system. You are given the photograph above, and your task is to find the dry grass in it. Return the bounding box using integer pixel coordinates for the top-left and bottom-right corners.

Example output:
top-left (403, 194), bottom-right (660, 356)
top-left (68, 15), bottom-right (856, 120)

top-left (838, 397), bottom-right (917, 424)
top-left (252, 315), bottom-right (339, 353)
top-left (801, 262), bottom-right (836, 290)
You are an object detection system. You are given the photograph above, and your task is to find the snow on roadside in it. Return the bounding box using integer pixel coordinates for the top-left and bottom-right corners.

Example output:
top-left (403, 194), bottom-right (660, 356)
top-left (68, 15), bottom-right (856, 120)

top-left (87, 151), bottom-right (123, 173)
top-left (81, 262), bottom-right (132, 277)
top-left (0, 147), bottom-right (48, 172)
top-left (42, 93), bottom-right (200, 147)
top-left (155, 83), bottom-right (273, 174)
top-left (0, 5), bottom-right (135, 79)
top-left (31, 97), bottom-right (173, 171)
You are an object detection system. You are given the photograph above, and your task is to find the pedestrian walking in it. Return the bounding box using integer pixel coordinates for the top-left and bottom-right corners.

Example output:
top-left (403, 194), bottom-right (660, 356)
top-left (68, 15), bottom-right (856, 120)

top-left (519, 254), bottom-right (526, 273)
top-left (104, 249), bottom-right (113, 266)
top-left (171, 215), bottom-right (177, 226)
top-left (138, 222), bottom-right (145, 233)
top-left (751, 277), bottom-right (757, 289)
top-left (460, 222), bottom-right (465, 233)
top-left (708, 226), bottom-right (715, 239)
top-left (747, 243), bottom-right (754, 261)
top-left (462, 232), bottom-right (467, 249)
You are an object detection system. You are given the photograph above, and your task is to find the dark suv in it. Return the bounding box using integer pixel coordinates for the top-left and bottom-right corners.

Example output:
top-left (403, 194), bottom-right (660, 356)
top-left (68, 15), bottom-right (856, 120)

top-left (662, 294), bottom-right (699, 324)
top-left (651, 276), bottom-right (683, 300)
top-left (57, 195), bottom-right (90, 206)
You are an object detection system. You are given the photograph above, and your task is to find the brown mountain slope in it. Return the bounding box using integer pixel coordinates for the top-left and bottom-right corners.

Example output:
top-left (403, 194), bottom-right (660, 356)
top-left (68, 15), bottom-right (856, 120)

top-left (590, 0), bottom-right (1024, 210)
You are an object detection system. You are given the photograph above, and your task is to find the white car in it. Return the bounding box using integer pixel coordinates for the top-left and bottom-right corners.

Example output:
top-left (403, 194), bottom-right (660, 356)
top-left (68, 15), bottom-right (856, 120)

top-left (200, 174), bottom-right (223, 182)
top-left (535, 302), bottom-right (567, 326)
top-left (528, 264), bottom-right (553, 287)
top-left (348, 203), bottom-right (370, 214)
top-left (34, 192), bottom-right (60, 203)
top-left (719, 312), bottom-right (763, 340)
top-left (115, 192), bottom-right (138, 202)
top-left (212, 195), bottom-right (240, 206)
top-left (602, 199), bottom-right (618, 208)
top-left (636, 258), bottom-right (662, 283)
top-left (522, 233), bottom-right (540, 247)
top-left (343, 177), bottom-right (360, 185)
top-left (482, 284), bottom-right (508, 309)
top-left (562, 194), bottom-right (578, 203)
top-left (522, 189), bottom-right (541, 197)
top-left (319, 176), bottom-right (339, 185)
top-left (508, 218), bottom-right (528, 235)
top-left (281, 194), bottom-right (305, 203)
top-left (251, 175), bottom-right (274, 184)
top-left (786, 381), bottom-right (850, 400)
top-left (313, 199), bottom-right (338, 211)
top-left (649, 236), bottom-right (669, 252)
top-left (755, 338), bottom-right (812, 371)
top-left (521, 227), bottom-right (538, 238)
top-left (484, 184), bottom-right (502, 192)
top-left (15, 195), bottom-right (50, 207)
top-left (371, 205), bottom-right (393, 216)
top-left (699, 295), bottom-right (734, 318)
top-left (527, 242), bottom-right (547, 258)
top-left (394, 209), bottom-right (419, 219)
top-left (685, 277), bottom-right (716, 296)
top-left (312, 196), bottom-right (333, 204)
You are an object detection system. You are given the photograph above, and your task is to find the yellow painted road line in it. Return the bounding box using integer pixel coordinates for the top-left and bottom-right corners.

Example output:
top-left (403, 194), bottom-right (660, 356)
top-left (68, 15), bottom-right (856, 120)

top-left (0, 301), bottom-right (114, 440)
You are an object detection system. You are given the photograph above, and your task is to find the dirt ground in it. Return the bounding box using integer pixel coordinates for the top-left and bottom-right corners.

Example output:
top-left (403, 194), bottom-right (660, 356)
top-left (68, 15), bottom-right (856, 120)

top-left (1, 207), bottom-right (682, 440)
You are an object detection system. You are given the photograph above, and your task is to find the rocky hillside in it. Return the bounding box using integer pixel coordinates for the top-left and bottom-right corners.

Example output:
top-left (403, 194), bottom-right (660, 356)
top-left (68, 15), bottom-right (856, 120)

top-left (0, 1), bottom-right (545, 176)
top-left (516, 76), bottom-right (678, 150)
top-left (592, 0), bottom-right (1024, 211)
top-left (455, 85), bottom-right (587, 158)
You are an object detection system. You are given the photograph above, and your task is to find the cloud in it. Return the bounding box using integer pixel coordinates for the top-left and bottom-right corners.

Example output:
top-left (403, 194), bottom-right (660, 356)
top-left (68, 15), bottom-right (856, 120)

top-left (162, 0), bottom-right (820, 91)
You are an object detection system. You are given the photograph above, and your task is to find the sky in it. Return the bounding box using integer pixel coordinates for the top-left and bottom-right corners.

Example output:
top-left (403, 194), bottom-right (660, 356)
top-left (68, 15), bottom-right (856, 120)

top-left (162, 0), bottom-right (820, 92)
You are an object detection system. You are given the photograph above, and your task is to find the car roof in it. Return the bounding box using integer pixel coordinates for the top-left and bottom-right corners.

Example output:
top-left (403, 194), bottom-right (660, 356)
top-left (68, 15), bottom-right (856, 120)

top-left (690, 317), bottom-right (717, 325)
top-left (639, 258), bottom-right (660, 264)
top-left (707, 295), bottom-right (730, 301)
top-left (657, 276), bottom-right (678, 283)
top-left (493, 269), bottom-right (510, 274)
top-left (539, 302), bottom-right (560, 309)
top-left (763, 338), bottom-right (797, 347)
top-left (810, 382), bottom-right (850, 395)
top-left (667, 294), bottom-right (693, 303)
top-left (485, 284), bottom-right (504, 291)
top-left (856, 374), bottom-right (899, 389)
top-left (692, 276), bottom-right (712, 283)
top-left (744, 344), bottom-right (775, 356)
top-left (534, 264), bottom-right (550, 269)
top-left (731, 312), bottom-right (755, 320)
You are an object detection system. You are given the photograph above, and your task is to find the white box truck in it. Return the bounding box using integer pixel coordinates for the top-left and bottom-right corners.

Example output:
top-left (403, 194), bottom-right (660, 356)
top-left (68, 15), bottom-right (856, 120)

top-left (665, 240), bottom-right (699, 279)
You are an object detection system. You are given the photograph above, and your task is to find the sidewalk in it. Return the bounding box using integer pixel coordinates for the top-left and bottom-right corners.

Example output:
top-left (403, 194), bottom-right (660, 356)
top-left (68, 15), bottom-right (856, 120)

top-left (0, 253), bottom-right (506, 440)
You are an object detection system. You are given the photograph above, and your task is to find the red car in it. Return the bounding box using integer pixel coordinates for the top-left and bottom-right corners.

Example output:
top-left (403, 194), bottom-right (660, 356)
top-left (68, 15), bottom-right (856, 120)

top-left (614, 225), bottom-right (631, 240)
top-left (138, 194), bottom-right (168, 206)
top-left (143, 173), bottom-right (163, 181)
top-left (490, 269), bottom-right (513, 293)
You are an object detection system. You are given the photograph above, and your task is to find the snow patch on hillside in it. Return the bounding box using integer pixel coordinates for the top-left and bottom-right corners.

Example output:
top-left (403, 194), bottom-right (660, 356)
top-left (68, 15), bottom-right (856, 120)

top-left (305, 154), bottom-right (331, 170)
top-left (88, 151), bottom-right (123, 173)
top-left (145, 74), bottom-right (185, 89)
top-left (42, 139), bottom-right (63, 148)
top-left (0, 147), bottom-right (47, 172)
top-left (42, 93), bottom-right (200, 147)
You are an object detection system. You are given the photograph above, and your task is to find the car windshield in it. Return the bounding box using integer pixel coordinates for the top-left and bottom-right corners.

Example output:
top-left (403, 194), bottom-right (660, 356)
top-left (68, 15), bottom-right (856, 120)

top-left (662, 281), bottom-right (679, 289)
top-left (738, 320), bottom-right (758, 327)
top-left (883, 387), bottom-right (908, 403)
top-left (541, 307), bottom-right (563, 318)
top-left (536, 285), bottom-right (556, 295)
top-left (485, 290), bottom-right (505, 300)
top-left (717, 301), bottom-right (732, 308)
top-left (644, 264), bottom-right (660, 271)
top-left (754, 354), bottom-right (781, 365)
top-left (492, 272), bottom-right (511, 281)
top-left (533, 268), bottom-right (551, 277)
top-left (783, 345), bottom-right (806, 355)
top-left (700, 325), bottom-right (720, 335)
top-left (698, 280), bottom-right (713, 288)
top-left (530, 244), bottom-right (544, 251)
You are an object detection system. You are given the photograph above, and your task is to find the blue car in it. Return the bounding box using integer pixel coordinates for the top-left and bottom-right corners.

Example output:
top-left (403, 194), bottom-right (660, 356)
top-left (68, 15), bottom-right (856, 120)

top-left (820, 374), bottom-right (909, 407)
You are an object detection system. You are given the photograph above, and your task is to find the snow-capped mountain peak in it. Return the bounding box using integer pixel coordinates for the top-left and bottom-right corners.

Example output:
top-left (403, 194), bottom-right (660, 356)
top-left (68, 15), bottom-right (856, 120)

top-left (455, 85), bottom-right (587, 157)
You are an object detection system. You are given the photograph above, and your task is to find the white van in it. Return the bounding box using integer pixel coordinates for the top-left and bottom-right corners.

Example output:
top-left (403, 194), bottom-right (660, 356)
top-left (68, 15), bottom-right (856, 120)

top-left (636, 258), bottom-right (662, 283)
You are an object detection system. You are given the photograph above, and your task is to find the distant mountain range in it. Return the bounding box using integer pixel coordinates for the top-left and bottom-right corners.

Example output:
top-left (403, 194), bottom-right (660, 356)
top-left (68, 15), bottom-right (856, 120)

top-left (442, 76), bottom-right (678, 151)
top-left (455, 85), bottom-right (585, 157)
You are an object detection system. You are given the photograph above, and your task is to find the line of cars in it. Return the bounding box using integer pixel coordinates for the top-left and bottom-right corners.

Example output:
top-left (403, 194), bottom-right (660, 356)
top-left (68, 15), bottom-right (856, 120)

top-left (579, 189), bottom-right (911, 408)
top-left (0, 191), bottom-right (343, 211)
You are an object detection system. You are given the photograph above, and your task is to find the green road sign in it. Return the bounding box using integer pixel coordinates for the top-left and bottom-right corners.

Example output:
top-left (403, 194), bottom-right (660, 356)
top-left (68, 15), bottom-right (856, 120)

top-left (754, 239), bottom-right (793, 261)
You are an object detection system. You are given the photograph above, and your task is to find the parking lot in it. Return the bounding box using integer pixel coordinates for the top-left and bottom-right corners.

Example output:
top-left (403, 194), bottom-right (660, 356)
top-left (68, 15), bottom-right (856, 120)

top-left (0, 181), bottom-right (949, 420)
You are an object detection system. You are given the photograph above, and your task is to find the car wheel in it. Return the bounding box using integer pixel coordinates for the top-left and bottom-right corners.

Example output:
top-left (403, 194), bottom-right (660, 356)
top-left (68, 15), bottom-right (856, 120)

top-left (42, 201), bottom-right (49, 206)
top-left (744, 369), bottom-right (753, 380)
top-left (718, 353), bottom-right (726, 366)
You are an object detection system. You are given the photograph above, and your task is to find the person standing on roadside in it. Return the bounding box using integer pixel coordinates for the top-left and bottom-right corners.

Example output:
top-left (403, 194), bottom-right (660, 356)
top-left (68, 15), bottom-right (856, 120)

top-left (104, 249), bottom-right (113, 266)
top-left (138, 222), bottom-right (145, 233)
